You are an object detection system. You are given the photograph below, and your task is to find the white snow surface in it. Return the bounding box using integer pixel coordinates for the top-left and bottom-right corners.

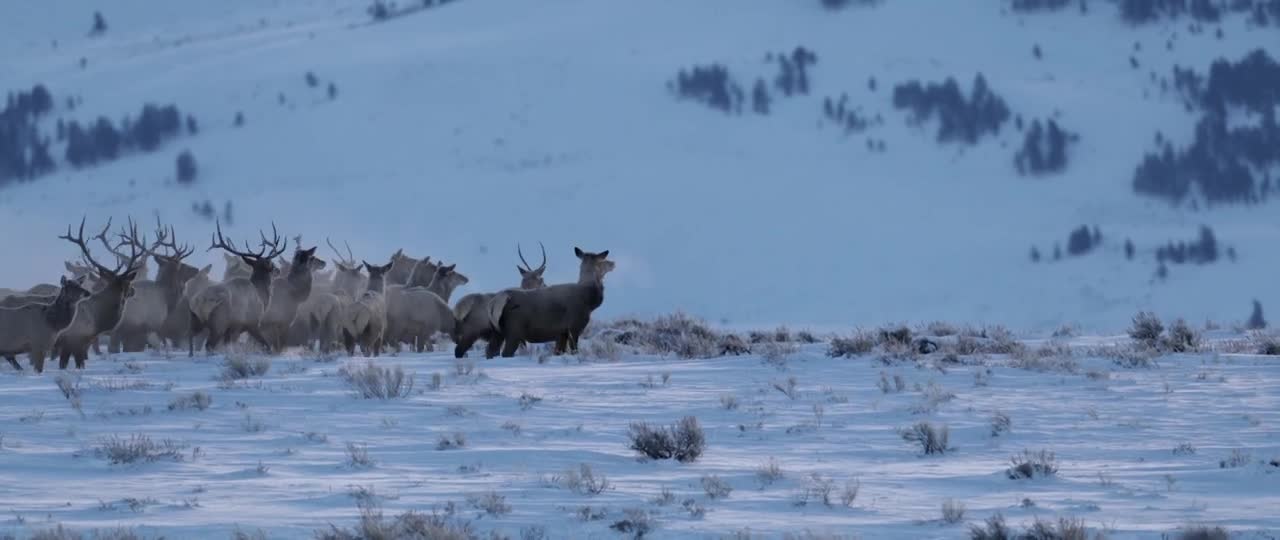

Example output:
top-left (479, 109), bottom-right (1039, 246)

top-left (1, 0), bottom-right (1278, 333)
top-left (0, 334), bottom-right (1278, 539)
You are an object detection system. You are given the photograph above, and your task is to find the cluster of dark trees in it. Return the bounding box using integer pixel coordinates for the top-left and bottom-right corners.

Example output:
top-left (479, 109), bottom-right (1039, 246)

top-left (822, 94), bottom-right (881, 134)
top-left (369, 0), bottom-right (458, 22)
top-left (1011, 0), bottom-right (1074, 12)
top-left (771, 47), bottom-right (818, 98)
top-left (820, 0), bottom-right (881, 10)
top-left (192, 200), bottom-right (233, 224)
top-left (672, 64), bottom-right (745, 114)
top-left (64, 103), bottom-right (189, 168)
top-left (1155, 225), bottom-right (1220, 265)
top-left (0, 85), bottom-right (57, 186)
top-left (1030, 225), bottom-right (1101, 262)
top-left (1133, 49), bottom-right (1280, 206)
top-left (1015, 118), bottom-right (1077, 175)
top-left (1118, 0), bottom-right (1280, 24)
top-left (892, 74), bottom-right (1011, 144)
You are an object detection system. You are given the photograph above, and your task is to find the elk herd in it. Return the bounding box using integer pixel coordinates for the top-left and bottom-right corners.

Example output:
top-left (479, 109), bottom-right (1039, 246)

top-left (0, 216), bottom-right (615, 373)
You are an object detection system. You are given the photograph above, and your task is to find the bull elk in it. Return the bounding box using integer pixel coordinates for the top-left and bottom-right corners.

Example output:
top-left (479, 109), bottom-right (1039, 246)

top-left (486, 247), bottom-right (613, 357)
top-left (452, 243), bottom-right (547, 358)
top-left (112, 218), bottom-right (202, 352)
top-left (188, 220), bottom-right (288, 355)
top-left (0, 276), bottom-right (90, 372)
top-left (53, 217), bottom-right (146, 369)
top-left (258, 245), bottom-right (324, 353)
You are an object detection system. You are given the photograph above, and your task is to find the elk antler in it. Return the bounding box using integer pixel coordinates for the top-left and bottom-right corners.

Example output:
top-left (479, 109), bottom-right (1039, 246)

top-left (326, 236), bottom-right (356, 266)
top-left (59, 217), bottom-right (145, 278)
top-left (148, 216), bottom-right (194, 261)
top-left (518, 241), bottom-right (547, 273)
top-left (209, 220), bottom-right (287, 261)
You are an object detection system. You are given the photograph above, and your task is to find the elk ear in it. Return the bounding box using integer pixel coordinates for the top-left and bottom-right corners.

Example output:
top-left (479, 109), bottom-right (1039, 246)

top-left (574, 247), bottom-right (585, 258)
top-left (533, 267), bottom-right (546, 276)
top-left (443, 264), bottom-right (456, 272)
top-left (382, 262), bottom-right (394, 273)
top-left (598, 250), bottom-right (609, 258)
top-left (64, 261), bottom-right (76, 272)
top-left (393, 248), bottom-right (403, 259)
top-left (61, 275), bottom-right (70, 286)
top-left (517, 266), bottom-right (530, 276)
top-left (303, 246), bottom-right (317, 258)
top-left (199, 264), bottom-right (213, 276)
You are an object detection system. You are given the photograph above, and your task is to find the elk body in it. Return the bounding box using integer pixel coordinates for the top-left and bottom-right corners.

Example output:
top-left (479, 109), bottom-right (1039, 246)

top-left (111, 219), bottom-right (203, 352)
top-left (453, 243), bottom-right (547, 358)
top-left (386, 249), bottom-right (419, 286)
top-left (0, 277), bottom-right (90, 372)
top-left (188, 222), bottom-right (288, 355)
top-left (52, 218), bottom-right (145, 369)
top-left (385, 263), bottom-right (469, 353)
top-left (258, 247), bottom-right (323, 353)
top-left (341, 261), bottom-right (393, 357)
top-left (285, 238), bottom-right (363, 353)
top-left (221, 253), bottom-right (252, 282)
top-left (486, 247), bottom-right (613, 357)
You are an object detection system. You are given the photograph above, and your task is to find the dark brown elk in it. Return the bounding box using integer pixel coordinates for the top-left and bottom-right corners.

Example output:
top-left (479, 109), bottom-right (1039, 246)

top-left (0, 276), bottom-right (90, 372)
top-left (486, 247), bottom-right (613, 358)
top-left (188, 221), bottom-right (288, 355)
top-left (452, 243), bottom-right (548, 358)
top-left (53, 217), bottom-right (145, 369)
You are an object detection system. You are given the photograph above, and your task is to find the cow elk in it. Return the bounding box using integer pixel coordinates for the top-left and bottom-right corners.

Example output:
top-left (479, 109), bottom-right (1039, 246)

top-left (487, 247), bottom-right (613, 357)
top-left (452, 243), bottom-right (547, 358)
top-left (386, 263), bottom-right (469, 353)
top-left (341, 260), bottom-right (393, 357)
top-left (259, 245), bottom-right (323, 353)
top-left (0, 276), bottom-right (90, 372)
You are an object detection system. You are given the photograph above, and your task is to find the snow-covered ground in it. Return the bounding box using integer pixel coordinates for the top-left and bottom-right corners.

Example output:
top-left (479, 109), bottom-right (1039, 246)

top-left (1, 1), bottom-right (1278, 333)
top-left (0, 329), bottom-right (1277, 539)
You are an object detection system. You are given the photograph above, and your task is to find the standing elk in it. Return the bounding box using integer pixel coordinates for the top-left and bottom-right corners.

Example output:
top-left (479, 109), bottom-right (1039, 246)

top-left (285, 238), bottom-right (361, 353)
top-left (188, 221), bottom-right (288, 355)
top-left (258, 245), bottom-right (323, 353)
top-left (53, 218), bottom-right (145, 369)
top-left (385, 263), bottom-right (469, 353)
top-left (452, 243), bottom-right (547, 358)
top-left (111, 219), bottom-right (202, 352)
top-left (386, 248), bottom-right (420, 287)
top-left (486, 247), bottom-right (613, 357)
top-left (0, 276), bottom-right (90, 372)
top-left (341, 260), bottom-right (393, 357)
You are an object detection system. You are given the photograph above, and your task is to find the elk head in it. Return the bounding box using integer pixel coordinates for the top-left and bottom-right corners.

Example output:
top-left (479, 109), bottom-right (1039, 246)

top-left (573, 247), bottom-right (614, 284)
top-left (428, 263), bottom-right (470, 300)
top-left (208, 220), bottom-right (288, 303)
top-left (517, 242), bottom-right (548, 288)
top-left (362, 260), bottom-right (395, 294)
top-left (387, 248), bottom-right (419, 285)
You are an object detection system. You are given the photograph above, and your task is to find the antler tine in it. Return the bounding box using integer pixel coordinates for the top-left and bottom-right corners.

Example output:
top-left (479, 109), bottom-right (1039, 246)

top-left (518, 243), bottom-right (533, 272)
top-left (326, 237), bottom-right (346, 264)
top-left (208, 219), bottom-right (259, 259)
top-left (59, 216), bottom-right (114, 276)
top-left (344, 240), bottom-right (354, 266)
top-left (259, 222), bottom-right (287, 259)
top-left (113, 216), bottom-right (147, 275)
top-left (537, 241), bottom-right (547, 273)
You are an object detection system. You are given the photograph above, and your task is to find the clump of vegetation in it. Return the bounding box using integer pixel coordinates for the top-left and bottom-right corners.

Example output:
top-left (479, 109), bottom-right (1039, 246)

top-left (95, 434), bottom-right (187, 465)
top-left (1015, 118), bottom-right (1077, 175)
top-left (828, 328), bottom-right (875, 357)
top-left (670, 64), bottom-right (744, 114)
top-left (1172, 524), bottom-right (1230, 540)
top-left (220, 354), bottom-right (271, 381)
top-left (175, 150), bottom-right (197, 184)
top-left (1128, 311), bottom-right (1165, 347)
top-left (167, 391), bottom-right (211, 411)
top-left (892, 73), bottom-right (1011, 144)
top-left (627, 416), bottom-right (705, 462)
top-left (900, 421), bottom-right (950, 455)
top-left (316, 501), bottom-right (474, 540)
top-left (1007, 449), bottom-right (1058, 479)
top-left (338, 361), bottom-right (414, 399)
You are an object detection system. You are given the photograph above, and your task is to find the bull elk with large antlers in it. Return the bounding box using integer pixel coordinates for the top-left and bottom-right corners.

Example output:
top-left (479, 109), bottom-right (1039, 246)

top-left (53, 217), bottom-right (146, 369)
top-left (188, 220), bottom-right (288, 354)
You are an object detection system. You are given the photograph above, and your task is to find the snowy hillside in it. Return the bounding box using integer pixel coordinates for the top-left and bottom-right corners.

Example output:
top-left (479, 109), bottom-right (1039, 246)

top-left (1, 0), bottom-right (1279, 332)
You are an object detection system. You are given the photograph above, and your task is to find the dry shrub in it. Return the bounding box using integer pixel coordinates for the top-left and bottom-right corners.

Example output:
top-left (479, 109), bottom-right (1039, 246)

top-left (941, 498), bottom-right (966, 524)
top-left (220, 353), bottom-right (270, 381)
top-left (167, 391), bottom-right (211, 411)
top-left (563, 463), bottom-right (610, 495)
top-left (1023, 517), bottom-right (1089, 540)
top-left (316, 502), bottom-right (473, 540)
top-left (96, 434), bottom-right (187, 465)
top-left (900, 421), bottom-right (950, 455)
top-left (828, 329), bottom-right (875, 357)
top-left (339, 361), bottom-right (414, 399)
top-left (968, 513), bottom-right (1013, 540)
top-left (1007, 449), bottom-right (1058, 479)
top-left (1163, 318), bottom-right (1200, 352)
top-left (627, 416), bottom-right (704, 462)
top-left (1174, 525), bottom-right (1229, 540)
top-left (700, 474), bottom-right (732, 499)
top-left (1128, 311), bottom-right (1164, 346)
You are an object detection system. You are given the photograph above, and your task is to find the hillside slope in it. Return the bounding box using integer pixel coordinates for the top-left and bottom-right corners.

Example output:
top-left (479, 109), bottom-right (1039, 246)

top-left (1, 0), bottom-right (1277, 333)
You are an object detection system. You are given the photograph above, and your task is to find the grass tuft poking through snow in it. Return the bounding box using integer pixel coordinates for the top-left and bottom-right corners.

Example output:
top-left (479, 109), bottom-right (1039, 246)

top-left (95, 434), bottom-right (187, 465)
top-left (167, 390), bottom-right (211, 411)
top-left (338, 361), bottom-right (414, 399)
top-left (1007, 449), bottom-right (1059, 479)
top-left (220, 354), bottom-right (271, 381)
top-left (942, 498), bottom-right (967, 524)
top-left (316, 501), bottom-right (474, 540)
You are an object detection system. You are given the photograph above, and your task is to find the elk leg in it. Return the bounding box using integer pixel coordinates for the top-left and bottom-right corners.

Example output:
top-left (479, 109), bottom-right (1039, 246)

top-left (4, 355), bottom-right (22, 371)
top-left (553, 335), bottom-right (568, 355)
top-left (108, 330), bottom-right (123, 354)
top-left (568, 331), bottom-right (582, 355)
top-left (454, 335), bottom-right (476, 358)
top-left (483, 337), bottom-right (502, 359)
top-left (246, 327), bottom-right (272, 353)
top-left (30, 352), bottom-right (45, 374)
top-left (59, 347), bottom-right (72, 370)
top-left (74, 347), bottom-right (88, 369)
top-left (500, 338), bottom-right (521, 358)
